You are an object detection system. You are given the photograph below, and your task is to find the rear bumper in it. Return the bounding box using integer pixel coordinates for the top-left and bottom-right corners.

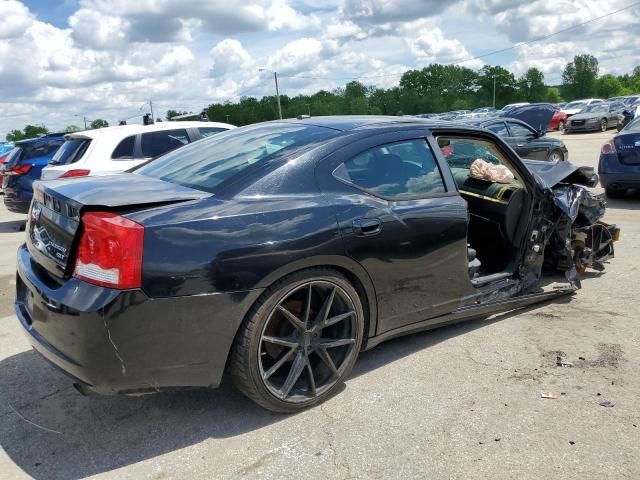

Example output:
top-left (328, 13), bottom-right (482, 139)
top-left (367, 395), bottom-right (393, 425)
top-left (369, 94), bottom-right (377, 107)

top-left (3, 181), bottom-right (32, 213)
top-left (15, 244), bottom-right (263, 394)
top-left (598, 173), bottom-right (640, 190)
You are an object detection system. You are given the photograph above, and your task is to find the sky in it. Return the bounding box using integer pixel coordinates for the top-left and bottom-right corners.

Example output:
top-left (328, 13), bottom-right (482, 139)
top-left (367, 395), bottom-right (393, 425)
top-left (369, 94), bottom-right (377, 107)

top-left (1, 0), bottom-right (640, 137)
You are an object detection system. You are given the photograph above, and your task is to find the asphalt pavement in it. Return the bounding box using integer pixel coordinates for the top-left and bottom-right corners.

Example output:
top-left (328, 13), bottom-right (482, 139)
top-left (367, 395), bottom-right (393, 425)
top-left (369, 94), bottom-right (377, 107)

top-left (0, 130), bottom-right (639, 479)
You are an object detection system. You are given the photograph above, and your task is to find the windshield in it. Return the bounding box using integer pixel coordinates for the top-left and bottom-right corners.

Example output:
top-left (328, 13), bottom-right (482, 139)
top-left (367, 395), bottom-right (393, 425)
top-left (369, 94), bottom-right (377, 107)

top-left (137, 123), bottom-right (339, 193)
top-left (50, 138), bottom-right (92, 165)
top-left (564, 101), bottom-right (586, 109)
top-left (580, 104), bottom-right (608, 114)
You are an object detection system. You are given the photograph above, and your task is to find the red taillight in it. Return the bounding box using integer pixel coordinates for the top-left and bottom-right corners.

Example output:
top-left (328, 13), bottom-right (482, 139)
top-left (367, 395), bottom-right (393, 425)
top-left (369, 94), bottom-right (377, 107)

top-left (60, 169), bottom-right (90, 178)
top-left (73, 212), bottom-right (144, 289)
top-left (601, 140), bottom-right (616, 155)
top-left (5, 164), bottom-right (32, 175)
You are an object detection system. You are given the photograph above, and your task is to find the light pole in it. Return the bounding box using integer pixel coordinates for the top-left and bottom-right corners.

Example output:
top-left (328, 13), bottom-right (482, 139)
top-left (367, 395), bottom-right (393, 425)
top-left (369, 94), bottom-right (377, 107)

top-left (259, 68), bottom-right (282, 119)
top-left (306, 103), bottom-right (311, 116)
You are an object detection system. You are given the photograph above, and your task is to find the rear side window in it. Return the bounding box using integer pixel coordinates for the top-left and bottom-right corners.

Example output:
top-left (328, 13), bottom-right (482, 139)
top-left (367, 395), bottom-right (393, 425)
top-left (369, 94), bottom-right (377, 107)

top-left (50, 139), bottom-right (92, 165)
top-left (507, 122), bottom-right (534, 137)
top-left (334, 139), bottom-right (446, 199)
top-left (486, 122), bottom-right (508, 136)
top-left (112, 135), bottom-right (135, 160)
top-left (198, 127), bottom-right (226, 138)
top-left (141, 129), bottom-right (190, 158)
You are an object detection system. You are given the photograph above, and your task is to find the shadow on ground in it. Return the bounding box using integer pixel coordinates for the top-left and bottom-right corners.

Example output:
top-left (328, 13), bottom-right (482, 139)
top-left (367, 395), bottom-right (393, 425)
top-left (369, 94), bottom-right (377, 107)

top-left (0, 219), bottom-right (25, 234)
top-left (0, 298), bottom-right (569, 479)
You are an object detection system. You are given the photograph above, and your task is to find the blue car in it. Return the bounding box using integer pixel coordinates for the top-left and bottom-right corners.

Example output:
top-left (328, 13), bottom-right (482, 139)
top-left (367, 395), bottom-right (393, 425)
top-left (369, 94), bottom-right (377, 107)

top-left (2, 134), bottom-right (64, 213)
top-left (598, 116), bottom-right (640, 198)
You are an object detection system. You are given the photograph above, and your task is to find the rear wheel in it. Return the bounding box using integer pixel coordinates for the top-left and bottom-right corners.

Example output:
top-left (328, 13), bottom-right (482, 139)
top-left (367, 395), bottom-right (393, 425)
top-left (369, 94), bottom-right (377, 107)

top-left (600, 119), bottom-right (608, 132)
top-left (548, 149), bottom-right (565, 162)
top-left (230, 269), bottom-right (364, 412)
top-left (605, 186), bottom-right (625, 199)
top-left (558, 120), bottom-right (565, 132)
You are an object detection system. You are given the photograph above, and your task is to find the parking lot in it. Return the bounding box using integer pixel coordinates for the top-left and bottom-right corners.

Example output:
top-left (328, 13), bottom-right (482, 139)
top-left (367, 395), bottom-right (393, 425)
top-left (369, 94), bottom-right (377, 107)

top-left (0, 130), bottom-right (639, 479)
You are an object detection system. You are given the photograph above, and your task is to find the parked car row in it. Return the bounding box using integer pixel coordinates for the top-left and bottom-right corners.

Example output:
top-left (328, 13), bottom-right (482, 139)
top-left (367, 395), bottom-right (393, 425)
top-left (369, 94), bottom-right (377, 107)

top-left (1, 121), bottom-right (234, 213)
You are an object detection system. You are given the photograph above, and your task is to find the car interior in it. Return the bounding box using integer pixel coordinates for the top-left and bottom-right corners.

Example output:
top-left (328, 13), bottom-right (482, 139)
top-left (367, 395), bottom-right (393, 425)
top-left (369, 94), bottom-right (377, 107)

top-left (436, 136), bottom-right (529, 284)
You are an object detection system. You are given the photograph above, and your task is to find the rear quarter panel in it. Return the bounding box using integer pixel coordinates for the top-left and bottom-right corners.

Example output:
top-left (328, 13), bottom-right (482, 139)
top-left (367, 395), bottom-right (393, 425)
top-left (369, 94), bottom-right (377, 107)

top-left (128, 195), bottom-right (349, 298)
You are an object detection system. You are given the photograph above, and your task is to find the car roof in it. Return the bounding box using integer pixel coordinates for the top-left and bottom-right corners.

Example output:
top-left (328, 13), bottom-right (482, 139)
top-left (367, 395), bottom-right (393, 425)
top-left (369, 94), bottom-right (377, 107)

top-left (64, 121), bottom-right (235, 141)
top-left (277, 115), bottom-right (442, 132)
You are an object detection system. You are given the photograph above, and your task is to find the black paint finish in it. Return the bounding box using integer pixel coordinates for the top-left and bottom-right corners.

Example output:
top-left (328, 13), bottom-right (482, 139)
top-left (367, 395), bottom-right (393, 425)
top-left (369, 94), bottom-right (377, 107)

top-left (15, 116), bottom-right (597, 395)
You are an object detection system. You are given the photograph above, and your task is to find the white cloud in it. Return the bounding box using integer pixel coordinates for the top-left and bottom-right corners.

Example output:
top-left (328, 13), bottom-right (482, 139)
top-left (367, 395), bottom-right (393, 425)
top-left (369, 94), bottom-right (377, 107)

top-left (0, 0), bottom-right (35, 39)
top-left (2, 0), bottom-right (640, 137)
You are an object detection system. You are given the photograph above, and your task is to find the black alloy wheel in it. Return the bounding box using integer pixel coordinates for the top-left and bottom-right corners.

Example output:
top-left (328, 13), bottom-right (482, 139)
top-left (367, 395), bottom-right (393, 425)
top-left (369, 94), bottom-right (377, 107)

top-left (230, 269), bottom-right (364, 412)
top-left (601, 119), bottom-right (608, 132)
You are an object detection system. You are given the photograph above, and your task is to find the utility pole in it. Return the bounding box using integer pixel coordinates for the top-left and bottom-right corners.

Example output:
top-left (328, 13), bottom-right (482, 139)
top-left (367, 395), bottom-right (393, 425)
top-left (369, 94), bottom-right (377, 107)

top-left (306, 103), bottom-right (311, 116)
top-left (149, 100), bottom-right (155, 124)
top-left (259, 68), bottom-right (283, 120)
top-left (492, 76), bottom-right (497, 108)
top-left (274, 72), bottom-right (282, 120)
top-left (83, 116), bottom-right (88, 130)
top-left (225, 114), bottom-right (230, 123)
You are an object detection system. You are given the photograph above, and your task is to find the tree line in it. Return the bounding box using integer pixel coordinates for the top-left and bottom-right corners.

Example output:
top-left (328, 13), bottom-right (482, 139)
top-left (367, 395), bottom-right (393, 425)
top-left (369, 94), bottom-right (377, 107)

top-left (6, 54), bottom-right (640, 140)
top-left (204, 55), bottom-right (640, 126)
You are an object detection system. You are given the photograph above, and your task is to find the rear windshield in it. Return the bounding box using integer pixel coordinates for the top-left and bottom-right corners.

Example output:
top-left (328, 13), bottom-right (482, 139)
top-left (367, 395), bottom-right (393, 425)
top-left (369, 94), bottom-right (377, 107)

top-left (136, 123), bottom-right (338, 193)
top-left (564, 101), bottom-right (586, 109)
top-left (6, 140), bottom-right (63, 166)
top-left (49, 138), bottom-right (92, 165)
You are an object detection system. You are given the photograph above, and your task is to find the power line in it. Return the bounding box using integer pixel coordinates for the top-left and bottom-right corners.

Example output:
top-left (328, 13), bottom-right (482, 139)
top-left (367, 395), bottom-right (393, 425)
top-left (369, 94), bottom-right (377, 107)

top-left (276, 1), bottom-right (640, 84)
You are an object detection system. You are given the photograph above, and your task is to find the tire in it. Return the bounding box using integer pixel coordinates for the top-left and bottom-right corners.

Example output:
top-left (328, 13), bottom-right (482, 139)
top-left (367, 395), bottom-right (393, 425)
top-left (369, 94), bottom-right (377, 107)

top-left (600, 119), bottom-right (607, 133)
top-left (558, 120), bottom-right (565, 132)
top-left (605, 186), bottom-right (625, 199)
top-left (548, 149), bottom-right (565, 162)
top-left (230, 268), bottom-right (365, 412)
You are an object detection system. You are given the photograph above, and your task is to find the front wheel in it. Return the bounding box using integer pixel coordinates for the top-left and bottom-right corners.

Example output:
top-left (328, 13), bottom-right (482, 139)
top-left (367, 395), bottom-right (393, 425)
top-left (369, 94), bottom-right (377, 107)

top-left (558, 120), bottom-right (565, 132)
top-left (230, 269), bottom-right (365, 412)
top-left (600, 119), bottom-right (608, 132)
top-left (548, 149), bottom-right (565, 162)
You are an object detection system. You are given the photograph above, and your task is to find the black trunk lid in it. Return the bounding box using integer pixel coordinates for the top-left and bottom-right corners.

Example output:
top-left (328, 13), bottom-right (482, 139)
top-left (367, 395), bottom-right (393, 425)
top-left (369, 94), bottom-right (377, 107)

top-left (27, 173), bottom-right (211, 278)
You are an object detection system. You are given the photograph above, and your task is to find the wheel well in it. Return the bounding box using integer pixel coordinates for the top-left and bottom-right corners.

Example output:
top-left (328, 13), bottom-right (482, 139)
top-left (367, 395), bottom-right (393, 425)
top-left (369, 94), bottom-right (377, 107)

top-left (222, 264), bottom-right (376, 380)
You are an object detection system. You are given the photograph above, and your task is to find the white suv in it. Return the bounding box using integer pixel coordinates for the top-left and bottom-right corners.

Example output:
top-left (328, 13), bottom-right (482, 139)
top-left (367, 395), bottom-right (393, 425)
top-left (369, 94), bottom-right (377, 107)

top-left (42, 121), bottom-right (235, 179)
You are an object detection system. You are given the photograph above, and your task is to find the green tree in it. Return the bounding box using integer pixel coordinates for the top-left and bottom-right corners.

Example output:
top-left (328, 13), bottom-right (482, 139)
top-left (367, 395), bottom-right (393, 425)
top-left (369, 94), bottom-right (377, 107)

top-left (544, 87), bottom-right (562, 103)
top-left (477, 65), bottom-right (517, 108)
top-left (562, 54), bottom-right (599, 99)
top-left (6, 124), bottom-right (48, 142)
top-left (90, 118), bottom-right (109, 129)
top-left (596, 74), bottom-right (623, 98)
top-left (517, 68), bottom-right (546, 102)
top-left (63, 125), bottom-right (81, 133)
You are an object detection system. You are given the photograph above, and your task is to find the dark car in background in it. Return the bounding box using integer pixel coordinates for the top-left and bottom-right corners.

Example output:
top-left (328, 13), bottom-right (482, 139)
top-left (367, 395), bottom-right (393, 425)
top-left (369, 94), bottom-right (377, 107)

top-left (466, 104), bottom-right (568, 161)
top-left (565, 102), bottom-right (625, 133)
top-left (15, 116), bottom-right (615, 412)
top-left (1, 134), bottom-right (64, 213)
top-left (599, 116), bottom-right (640, 198)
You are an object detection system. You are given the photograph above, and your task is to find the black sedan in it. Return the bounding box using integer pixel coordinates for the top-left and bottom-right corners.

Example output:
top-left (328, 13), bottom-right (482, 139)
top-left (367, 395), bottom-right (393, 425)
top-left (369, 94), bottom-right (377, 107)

top-left (16, 117), bottom-right (616, 412)
top-left (565, 102), bottom-right (625, 133)
top-left (466, 108), bottom-right (569, 162)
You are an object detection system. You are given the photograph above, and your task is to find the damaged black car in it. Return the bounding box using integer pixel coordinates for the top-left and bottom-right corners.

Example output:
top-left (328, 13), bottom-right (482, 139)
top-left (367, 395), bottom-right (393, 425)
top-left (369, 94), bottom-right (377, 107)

top-left (15, 116), bottom-right (618, 412)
